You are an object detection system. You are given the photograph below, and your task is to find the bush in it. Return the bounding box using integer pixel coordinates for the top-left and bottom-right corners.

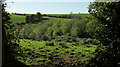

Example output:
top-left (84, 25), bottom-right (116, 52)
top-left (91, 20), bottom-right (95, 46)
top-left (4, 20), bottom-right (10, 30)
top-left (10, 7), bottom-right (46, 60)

top-left (87, 2), bottom-right (120, 67)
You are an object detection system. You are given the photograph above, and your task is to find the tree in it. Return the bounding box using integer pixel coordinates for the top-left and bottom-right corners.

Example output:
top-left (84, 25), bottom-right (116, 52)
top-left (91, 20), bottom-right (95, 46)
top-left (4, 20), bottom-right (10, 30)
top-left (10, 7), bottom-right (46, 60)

top-left (30, 14), bottom-right (35, 23)
top-left (88, 2), bottom-right (120, 67)
top-left (88, 2), bottom-right (120, 45)
top-left (70, 20), bottom-right (88, 37)
top-left (36, 12), bottom-right (42, 21)
top-left (85, 16), bottom-right (99, 38)
top-left (61, 21), bottom-right (73, 35)
top-left (25, 16), bottom-right (30, 23)
top-left (2, 2), bottom-right (27, 66)
top-left (67, 15), bottom-right (72, 19)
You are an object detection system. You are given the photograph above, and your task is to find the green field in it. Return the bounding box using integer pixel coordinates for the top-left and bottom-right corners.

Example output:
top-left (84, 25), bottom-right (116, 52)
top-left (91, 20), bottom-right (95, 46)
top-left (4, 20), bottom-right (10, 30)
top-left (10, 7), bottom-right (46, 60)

top-left (6, 2), bottom-right (120, 66)
top-left (10, 13), bottom-right (89, 24)
top-left (10, 14), bottom-right (26, 24)
top-left (16, 39), bottom-right (98, 65)
top-left (10, 13), bottom-right (100, 66)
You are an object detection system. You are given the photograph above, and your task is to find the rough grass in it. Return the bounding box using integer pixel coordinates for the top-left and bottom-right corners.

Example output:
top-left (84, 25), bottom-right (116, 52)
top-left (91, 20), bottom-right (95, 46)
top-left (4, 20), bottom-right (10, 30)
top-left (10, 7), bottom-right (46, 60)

top-left (16, 39), bottom-right (98, 66)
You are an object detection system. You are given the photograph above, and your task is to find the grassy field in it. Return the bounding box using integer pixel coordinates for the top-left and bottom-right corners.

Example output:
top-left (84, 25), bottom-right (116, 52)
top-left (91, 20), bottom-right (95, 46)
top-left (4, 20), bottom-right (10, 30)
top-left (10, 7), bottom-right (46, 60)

top-left (10, 13), bottom-right (89, 24)
top-left (16, 39), bottom-right (98, 65)
top-left (10, 14), bottom-right (26, 24)
top-left (10, 13), bottom-right (100, 66)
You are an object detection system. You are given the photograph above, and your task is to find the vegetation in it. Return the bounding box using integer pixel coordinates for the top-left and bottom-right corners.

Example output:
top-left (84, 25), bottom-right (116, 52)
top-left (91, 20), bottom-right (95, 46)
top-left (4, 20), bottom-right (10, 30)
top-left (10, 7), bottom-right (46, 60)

top-left (17, 39), bottom-right (98, 66)
top-left (11, 14), bottom-right (90, 39)
top-left (87, 2), bottom-right (120, 67)
top-left (25, 12), bottom-right (42, 23)
top-left (3, 1), bottom-right (120, 67)
top-left (9, 12), bottom-right (98, 66)
top-left (2, 3), bottom-right (27, 66)
top-left (10, 14), bottom-right (26, 24)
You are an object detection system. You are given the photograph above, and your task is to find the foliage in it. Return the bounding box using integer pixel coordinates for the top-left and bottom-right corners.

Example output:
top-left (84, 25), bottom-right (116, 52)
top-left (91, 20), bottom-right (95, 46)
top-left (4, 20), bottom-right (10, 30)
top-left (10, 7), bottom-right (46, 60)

top-left (61, 20), bottom-right (74, 35)
top-left (71, 20), bottom-right (88, 37)
top-left (25, 12), bottom-right (42, 23)
top-left (11, 13), bottom-right (92, 42)
top-left (2, 3), bottom-right (16, 54)
top-left (36, 12), bottom-right (42, 20)
top-left (88, 2), bottom-right (120, 67)
top-left (13, 13), bottom-right (27, 16)
top-left (19, 16), bottom-right (90, 40)
top-left (85, 15), bottom-right (100, 38)
top-left (25, 16), bottom-right (30, 23)
top-left (2, 3), bottom-right (26, 66)
top-left (88, 2), bottom-right (120, 45)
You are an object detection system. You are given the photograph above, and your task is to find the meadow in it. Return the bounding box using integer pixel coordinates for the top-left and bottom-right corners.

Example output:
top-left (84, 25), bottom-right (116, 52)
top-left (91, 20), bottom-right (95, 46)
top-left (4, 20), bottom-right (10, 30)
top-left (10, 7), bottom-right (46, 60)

top-left (16, 39), bottom-right (98, 66)
top-left (10, 14), bottom-right (26, 24)
top-left (5, 2), bottom-right (120, 66)
top-left (10, 13), bottom-right (101, 66)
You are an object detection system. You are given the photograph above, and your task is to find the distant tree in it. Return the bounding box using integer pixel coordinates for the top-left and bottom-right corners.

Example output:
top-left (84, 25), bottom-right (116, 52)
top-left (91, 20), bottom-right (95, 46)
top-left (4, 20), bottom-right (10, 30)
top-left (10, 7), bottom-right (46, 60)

top-left (25, 16), bottom-right (30, 23)
top-left (67, 15), bottom-right (72, 19)
top-left (36, 12), bottom-right (42, 21)
top-left (36, 12), bottom-right (41, 15)
top-left (11, 12), bottom-right (14, 14)
top-left (30, 14), bottom-right (35, 23)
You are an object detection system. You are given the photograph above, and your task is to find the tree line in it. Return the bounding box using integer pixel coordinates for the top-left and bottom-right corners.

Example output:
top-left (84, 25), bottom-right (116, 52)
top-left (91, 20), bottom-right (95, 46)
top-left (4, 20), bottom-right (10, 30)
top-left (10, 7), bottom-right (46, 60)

top-left (25, 12), bottom-right (42, 23)
top-left (46, 14), bottom-right (82, 20)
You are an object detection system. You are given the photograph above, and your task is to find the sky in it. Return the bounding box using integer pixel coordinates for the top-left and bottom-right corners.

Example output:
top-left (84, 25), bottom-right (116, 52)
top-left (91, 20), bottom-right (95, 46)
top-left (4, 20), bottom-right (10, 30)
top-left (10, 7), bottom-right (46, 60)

top-left (5, 0), bottom-right (94, 2)
top-left (5, 0), bottom-right (92, 14)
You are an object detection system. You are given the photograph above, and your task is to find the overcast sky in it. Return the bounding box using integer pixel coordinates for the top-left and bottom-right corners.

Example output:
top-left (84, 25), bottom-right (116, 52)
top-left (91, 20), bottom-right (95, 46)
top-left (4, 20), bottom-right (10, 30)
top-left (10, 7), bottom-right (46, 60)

top-left (5, 0), bottom-right (94, 2)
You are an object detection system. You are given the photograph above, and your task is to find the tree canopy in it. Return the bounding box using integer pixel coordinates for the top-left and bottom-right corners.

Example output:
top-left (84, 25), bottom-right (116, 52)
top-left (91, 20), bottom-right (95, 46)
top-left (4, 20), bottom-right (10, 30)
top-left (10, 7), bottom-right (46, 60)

top-left (87, 2), bottom-right (120, 66)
